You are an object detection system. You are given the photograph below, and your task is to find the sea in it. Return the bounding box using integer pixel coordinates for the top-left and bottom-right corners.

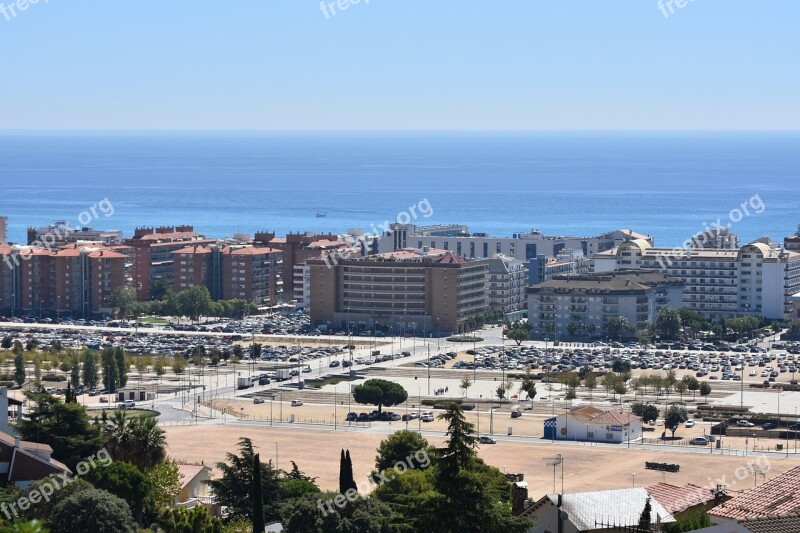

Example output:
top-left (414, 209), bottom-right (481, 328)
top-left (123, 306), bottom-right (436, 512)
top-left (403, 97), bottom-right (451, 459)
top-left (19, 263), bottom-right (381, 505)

top-left (1, 131), bottom-right (798, 248)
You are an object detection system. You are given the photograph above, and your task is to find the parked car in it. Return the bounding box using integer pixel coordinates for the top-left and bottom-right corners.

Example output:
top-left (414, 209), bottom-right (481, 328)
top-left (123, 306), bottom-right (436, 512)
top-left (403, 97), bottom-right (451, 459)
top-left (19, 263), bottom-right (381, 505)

top-left (762, 422), bottom-right (778, 430)
top-left (479, 436), bottom-right (496, 444)
top-left (737, 420), bottom-right (755, 427)
top-left (690, 437), bottom-right (710, 445)
top-left (253, 397), bottom-right (265, 404)
top-left (685, 420), bottom-right (695, 428)
top-left (510, 408), bottom-right (522, 419)
top-left (345, 412), bottom-right (358, 421)
top-left (291, 400), bottom-right (303, 407)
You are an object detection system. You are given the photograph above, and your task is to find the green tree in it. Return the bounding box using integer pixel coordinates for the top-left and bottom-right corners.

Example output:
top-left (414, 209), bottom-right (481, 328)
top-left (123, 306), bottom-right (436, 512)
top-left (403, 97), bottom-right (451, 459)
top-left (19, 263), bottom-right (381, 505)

top-left (177, 285), bottom-right (212, 322)
top-left (81, 349), bottom-right (99, 389)
top-left (49, 488), bottom-right (136, 533)
top-left (504, 321), bottom-right (529, 346)
top-left (0, 337), bottom-right (11, 349)
top-left (353, 379), bottom-right (408, 415)
top-left (146, 457), bottom-right (182, 510)
top-left (639, 496), bottom-right (652, 530)
top-left (520, 368), bottom-right (537, 406)
top-left (699, 381), bottom-right (712, 401)
top-left (252, 453), bottom-right (266, 533)
top-left (375, 430), bottom-right (433, 473)
top-left (281, 493), bottom-right (400, 533)
top-left (149, 279), bottom-right (171, 301)
top-left (338, 449), bottom-right (357, 495)
top-left (13, 352), bottom-right (25, 387)
top-left (584, 372), bottom-right (597, 400)
top-left (115, 347), bottom-right (129, 388)
top-left (606, 316), bottom-right (634, 341)
top-left (675, 379), bottom-right (688, 401)
top-left (101, 347), bottom-right (120, 393)
top-left (33, 355), bottom-right (42, 383)
top-left (459, 376), bottom-right (472, 398)
top-left (686, 376), bottom-right (700, 400)
top-left (103, 411), bottom-right (167, 471)
top-left (111, 286), bottom-right (137, 320)
top-left (15, 390), bottom-right (105, 470)
top-left (172, 356), bottom-right (187, 377)
top-left (631, 403), bottom-right (659, 424)
top-left (85, 460), bottom-right (152, 524)
top-left (157, 506), bottom-right (222, 533)
top-left (656, 308), bottom-right (682, 339)
top-left (69, 353), bottom-right (80, 388)
top-left (207, 438), bottom-right (281, 522)
top-left (664, 405), bottom-right (689, 438)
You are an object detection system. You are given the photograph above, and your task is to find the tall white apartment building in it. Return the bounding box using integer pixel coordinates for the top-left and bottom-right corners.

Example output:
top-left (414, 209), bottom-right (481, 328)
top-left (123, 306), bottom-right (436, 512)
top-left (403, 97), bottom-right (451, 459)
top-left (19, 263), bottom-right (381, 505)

top-left (593, 238), bottom-right (800, 320)
top-left (486, 254), bottom-right (528, 315)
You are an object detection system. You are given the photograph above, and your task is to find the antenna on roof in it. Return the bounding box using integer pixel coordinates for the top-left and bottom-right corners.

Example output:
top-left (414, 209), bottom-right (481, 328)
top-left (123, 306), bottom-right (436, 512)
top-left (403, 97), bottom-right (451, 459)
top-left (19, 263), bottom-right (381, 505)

top-left (544, 454), bottom-right (563, 494)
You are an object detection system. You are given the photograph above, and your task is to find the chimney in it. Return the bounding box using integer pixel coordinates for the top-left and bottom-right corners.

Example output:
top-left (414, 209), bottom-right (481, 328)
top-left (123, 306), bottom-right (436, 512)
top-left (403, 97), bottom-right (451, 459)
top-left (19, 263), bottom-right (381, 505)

top-left (512, 481), bottom-right (528, 516)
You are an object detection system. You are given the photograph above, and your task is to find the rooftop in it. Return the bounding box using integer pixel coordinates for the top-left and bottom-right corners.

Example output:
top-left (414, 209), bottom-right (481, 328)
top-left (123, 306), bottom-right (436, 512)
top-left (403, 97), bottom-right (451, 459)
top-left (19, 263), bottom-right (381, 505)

top-left (709, 465), bottom-right (800, 520)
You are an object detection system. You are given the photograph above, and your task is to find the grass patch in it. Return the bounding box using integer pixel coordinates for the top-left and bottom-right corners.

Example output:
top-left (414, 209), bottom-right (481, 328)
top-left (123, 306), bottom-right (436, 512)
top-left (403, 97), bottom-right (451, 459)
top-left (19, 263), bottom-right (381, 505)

top-left (139, 316), bottom-right (169, 324)
top-left (89, 408), bottom-right (160, 419)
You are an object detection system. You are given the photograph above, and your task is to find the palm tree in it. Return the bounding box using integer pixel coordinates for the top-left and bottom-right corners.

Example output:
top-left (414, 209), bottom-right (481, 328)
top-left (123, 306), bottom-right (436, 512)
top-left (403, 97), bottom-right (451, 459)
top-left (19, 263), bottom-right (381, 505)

top-left (103, 411), bottom-right (166, 470)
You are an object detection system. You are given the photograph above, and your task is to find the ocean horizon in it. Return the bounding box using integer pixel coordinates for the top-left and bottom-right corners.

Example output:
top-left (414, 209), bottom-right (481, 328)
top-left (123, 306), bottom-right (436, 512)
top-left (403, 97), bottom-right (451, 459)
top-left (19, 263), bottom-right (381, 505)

top-left (2, 131), bottom-right (799, 248)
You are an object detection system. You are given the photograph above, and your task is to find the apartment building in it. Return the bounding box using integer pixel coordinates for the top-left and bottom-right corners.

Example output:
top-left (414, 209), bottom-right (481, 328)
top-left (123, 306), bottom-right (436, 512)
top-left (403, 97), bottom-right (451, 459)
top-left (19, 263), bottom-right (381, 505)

top-left (486, 254), bottom-right (528, 316)
top-left (219, 246), bottom-right (282, 305)
top-left (0, 217), bottom-right (6, 245)
top-left (527, 270), bottom-right (684, 340)
top-left (593, 238), bottom-right (800, 320)
top-left (125, 226), bottom-right (215, 300)
top-left (27, 221), bottom-right (123, 247)
top-left (528, 250), bottom-right (592, 285)
top-left (307, 248), bottom-right (489, 334)
top-left (171, 245), bottom-right (283, 306)
top-left (1, 244), bottom-right (126, 316)
top-left (267, 232), bottom-right (340, 302)
top-left (172, 245), bottom-right (214, 294)
top-left (379, 224), bottom-right (651, 261)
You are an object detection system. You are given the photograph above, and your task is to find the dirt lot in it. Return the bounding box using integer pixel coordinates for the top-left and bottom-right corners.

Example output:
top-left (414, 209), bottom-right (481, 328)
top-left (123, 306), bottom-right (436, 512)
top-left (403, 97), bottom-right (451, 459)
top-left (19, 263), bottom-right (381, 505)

top-left (165, 423), bottom-right (800, 499)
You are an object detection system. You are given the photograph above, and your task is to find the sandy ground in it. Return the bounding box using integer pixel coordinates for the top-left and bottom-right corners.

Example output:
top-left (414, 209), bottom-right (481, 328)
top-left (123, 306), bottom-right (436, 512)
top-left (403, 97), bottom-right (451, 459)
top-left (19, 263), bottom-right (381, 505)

top-left (165, 423), bottom-right (800, 499)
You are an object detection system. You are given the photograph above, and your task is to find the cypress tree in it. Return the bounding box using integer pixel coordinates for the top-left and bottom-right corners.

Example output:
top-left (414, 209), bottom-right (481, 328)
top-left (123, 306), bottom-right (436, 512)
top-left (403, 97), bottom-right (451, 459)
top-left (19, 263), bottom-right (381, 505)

top-left (345, 450), bottom-right (357, 492)
top-left (339, 449), bottom-right (347, 494)
top-left (252, 453), bottom-right (265, 533)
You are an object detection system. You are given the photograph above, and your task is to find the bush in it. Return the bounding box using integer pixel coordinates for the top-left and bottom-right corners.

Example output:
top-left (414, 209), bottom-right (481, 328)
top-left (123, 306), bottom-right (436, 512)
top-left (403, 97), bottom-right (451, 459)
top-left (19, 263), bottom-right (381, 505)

top-left (41, 373), bottom-right (66, 382)
top-left (50, 488), bottom-right (136, 533)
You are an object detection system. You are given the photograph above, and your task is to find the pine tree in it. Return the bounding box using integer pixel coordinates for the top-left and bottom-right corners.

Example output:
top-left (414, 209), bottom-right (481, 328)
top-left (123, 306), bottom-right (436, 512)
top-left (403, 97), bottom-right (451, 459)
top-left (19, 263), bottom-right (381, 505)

top-left (252, 453), bottom-right (265, 533)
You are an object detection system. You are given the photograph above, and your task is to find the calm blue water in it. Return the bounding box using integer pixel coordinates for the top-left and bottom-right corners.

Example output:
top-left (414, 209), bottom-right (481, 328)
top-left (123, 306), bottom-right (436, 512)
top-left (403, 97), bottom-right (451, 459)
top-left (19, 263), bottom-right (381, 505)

top-left (1, 132), bottom-right (798, 247)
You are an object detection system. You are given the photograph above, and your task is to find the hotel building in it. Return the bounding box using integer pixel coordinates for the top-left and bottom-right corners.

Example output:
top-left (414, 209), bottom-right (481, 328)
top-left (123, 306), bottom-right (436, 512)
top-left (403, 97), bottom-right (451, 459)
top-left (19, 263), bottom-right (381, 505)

top-left (527, 270), bottom-right (684, 340)
top-left (593, 238), bottom-right (800, 320)
top-left (307, 248), bottom-right (489, 335)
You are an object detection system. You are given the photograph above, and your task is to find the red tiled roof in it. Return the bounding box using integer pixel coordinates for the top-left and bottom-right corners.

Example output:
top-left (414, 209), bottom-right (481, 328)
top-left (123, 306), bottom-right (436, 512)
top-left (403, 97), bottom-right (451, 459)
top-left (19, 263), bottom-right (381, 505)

top-left (438, 252), bottom-right (465, 264)
top-left (223, 246), bottom-right (280, 256)
top-left (86, 250), bottom-right (128, 259)
top-left (709, 466), bottom-right (800, 520)
top-left (172, 246), bottom-right (213, 255)
top-left (740, 513), bottom-right (800, 533)
top-left (647, 483), bottom-right (716, 514)
top-left (566, 406), bottom-right (607, 423)
top-left (591, 409), bottom-right (640, 425)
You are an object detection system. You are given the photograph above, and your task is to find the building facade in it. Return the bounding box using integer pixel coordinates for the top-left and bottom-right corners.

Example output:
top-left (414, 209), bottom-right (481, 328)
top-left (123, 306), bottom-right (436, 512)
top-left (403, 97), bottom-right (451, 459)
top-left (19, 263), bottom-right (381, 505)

top-left (0, 216), bottom-right (6, 245)
top-left (594, 239), bottom-right (800, 320)
top-left (125, 226), bottom-right (216, 300)
top-left (0, 244), bottom-right (126, 316)
top-left (379, 224), bottom-right (651, 262)
top-left (486, 255), bottom-right (528, 315)
top-left (527, 270), bottom-right (684, 340)
top-left (219, 246), bottom-right (282, 305)
top-left (308, 248), bottom-right (489, 334)
top-left (543, 406), bottom-right (643, 444)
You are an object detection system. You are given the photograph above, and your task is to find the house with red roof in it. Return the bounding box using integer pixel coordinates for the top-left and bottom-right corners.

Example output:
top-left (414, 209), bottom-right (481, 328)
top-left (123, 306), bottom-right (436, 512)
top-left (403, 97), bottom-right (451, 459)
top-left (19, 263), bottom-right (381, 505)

top-left (543, 405), bottom-right (642, 443)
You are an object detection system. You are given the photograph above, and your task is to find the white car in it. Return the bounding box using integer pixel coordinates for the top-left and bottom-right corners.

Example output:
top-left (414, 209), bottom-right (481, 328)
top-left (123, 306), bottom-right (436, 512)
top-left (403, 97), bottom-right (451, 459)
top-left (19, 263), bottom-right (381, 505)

top-left (685, 420), bottom-right (695, 428)
top-left (291, 400), bottom-right (303, 407)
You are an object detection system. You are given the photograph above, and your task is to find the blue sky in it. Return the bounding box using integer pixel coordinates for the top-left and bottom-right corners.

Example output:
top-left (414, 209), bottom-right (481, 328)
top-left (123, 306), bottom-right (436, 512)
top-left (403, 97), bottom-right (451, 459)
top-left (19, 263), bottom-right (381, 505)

top-left (1, 0), bottom-right (798, 130)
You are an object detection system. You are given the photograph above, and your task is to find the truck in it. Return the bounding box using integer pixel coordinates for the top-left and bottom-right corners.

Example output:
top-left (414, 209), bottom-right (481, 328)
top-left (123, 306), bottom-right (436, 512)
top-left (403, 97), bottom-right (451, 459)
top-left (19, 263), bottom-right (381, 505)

top-left (237, 376), bottom-right (254, 390)
top-left (275, 369), bottom-right (292, 382)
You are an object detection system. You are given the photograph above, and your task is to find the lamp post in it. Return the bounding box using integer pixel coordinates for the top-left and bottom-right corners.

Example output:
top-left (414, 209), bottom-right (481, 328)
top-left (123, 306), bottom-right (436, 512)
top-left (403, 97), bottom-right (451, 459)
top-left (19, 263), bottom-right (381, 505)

top-left (275, 442), bottom-right (279, 471)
